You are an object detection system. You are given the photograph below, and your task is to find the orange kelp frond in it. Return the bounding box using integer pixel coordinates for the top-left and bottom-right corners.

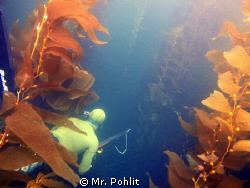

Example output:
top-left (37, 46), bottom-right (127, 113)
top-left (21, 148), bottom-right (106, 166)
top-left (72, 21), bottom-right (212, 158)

top-left (1, 0), bottom-right (108, 186)
top-left (47, 0), bottom-right (109, 44)
top-left (14, 44), bottom-right (34, 90)
top-left (27, 172), bottom-right (71, 188)
top-left (165, 150), bottom-right (195, 188)
top-left (32, 105), bottom-right (87, 135)
top-left (0, 91), bottom-right (17, 116)
top-left (5, 102), bottom-right (80, 186)
top-left (212, 21), bottom-right (248, 47)
top-left (167, 1), bottom-right (250, 187)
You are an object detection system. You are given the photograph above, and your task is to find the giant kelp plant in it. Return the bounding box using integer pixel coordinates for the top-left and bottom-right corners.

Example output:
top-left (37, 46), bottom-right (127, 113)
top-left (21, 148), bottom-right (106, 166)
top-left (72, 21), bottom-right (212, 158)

top-left (0, 0), bottom-right (108, 187)
top-left (136, 1), bottom-right (240, 180)
top-left (165, 0), bottom-right (250, 187)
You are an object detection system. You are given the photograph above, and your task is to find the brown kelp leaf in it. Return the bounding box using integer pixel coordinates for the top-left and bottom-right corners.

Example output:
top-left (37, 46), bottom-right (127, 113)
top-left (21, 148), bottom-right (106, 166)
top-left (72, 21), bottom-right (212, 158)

top-left (10, 11), bottom-right (36, 52)
top-left (47, 61), bottom-right (75, 84)
top-left (0, 92), bottom-right (17, 116)
top-left (20, 11), bottom-right (37, 41)
top-left (223, 152), bottom-right (247, 170)
top-left (216, 176), bottom-right (245, 188)
top-left (5, 102), bottom-right (79, 186)
top-left (214, 63), bottom-right (236, 74)
top-left (10, 20), bottom-right (26, 51)
top-left (26, 180), bottom-right (39, 188)
top-left (146, 173), bottom-right (160, 188)
top-left (234, 130), bottom-right (249, 140)
top-left (28, 84), bottom-right (68, 99)
top-left (218, 72), bottom-right (240, 95)
top-left (194, 108), bottom-right (218, 130)
top-left (233, 140), bottom-right (250, 152)
top-left (76, 24), bottom-right (86, 38)
top-left (43, 92), bottom-right (72, 111)
top-left (47, 26), bottom-right (83, 67)
top-left (214, 141), bottom-right (230, 157)
top-left (197, 153), bottom-right (218, 163)
top-left (186, 152), bottom-right (199, 171)
top-left (215, 165), bottom-right (225, 175)
top-left (4, 130), bottom-right (26, 146)
top-left (75, 90), bottom-right (99, 115)
top-left (0, 169), bottom-right (31, 183)
top-left (70, 69), bottom-right (95, 91)
top-left (32, 105), bottom-right (86, 136)
top-left (27, 172), bottom-right (71, 188)
top-left (68, 89), bottom-right (88, 100)
top-left (47, 0), bottom-right (88, 24)
top-left (73, 13), bottom-right (108, 45)
top-left (44, 47), bottom-right (74, 68)
top-left (177, 115), bottom-right (197, 136)
top-left (55, 142), bottom-right (78, 167)
top-left (81, 89), bottom-right (99, 106)
top-left (81, 0), bottom-right (99, 7)
top-left (36, 2), bottom-right (45, 24)
top-left (0, 146), bottom-right (43, 170)
top-left (47, 0), bottom-right (108, 44)
top-left (223, 45), bottom-right (250, 74)
top-left (41, 175), bottom-right (72, 188)
top-left (201, 90), bottom-right (231, 113)
top-left (42, 179), bottom-right (71, 188)
top-left (41, 55), bottom-right (61, 75)
top-left (240, 100), bottom-right (250, 108)
top-left (166, 165), bottom-right (191, 188)
top-left (46, 36), bottom-right (81, 65)
top-left (164, 150), bottom-right (195, 179)
top-left (28, 86), bottom-right (67, 98)
top-left (14, 45), bottom-right (34, 89)
top-left (27, 172), bottom-right (47, 188)
top-left (206, 50), bottom-right (226, 65)
top-left (215, 117), bottom-right (232, 141)
top-left (214, 21), bottom-right (247, 46)
top-left (196, 118), bottom-right (214, 152)
top-left (235, 108), bottom-right (250, 131)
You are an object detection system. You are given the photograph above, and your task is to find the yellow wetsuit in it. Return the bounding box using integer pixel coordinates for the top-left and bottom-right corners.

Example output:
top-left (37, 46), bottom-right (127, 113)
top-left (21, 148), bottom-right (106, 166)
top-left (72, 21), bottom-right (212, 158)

top-left (51, 117), bottom-right (99, 174)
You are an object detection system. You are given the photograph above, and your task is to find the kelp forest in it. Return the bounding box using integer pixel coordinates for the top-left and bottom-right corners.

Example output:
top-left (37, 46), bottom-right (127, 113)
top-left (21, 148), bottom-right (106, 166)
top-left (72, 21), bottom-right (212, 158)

top-left (141, 0), bottom-right (250, 187)
top-left (0, 0), bottom-right (108, 187)
top-left (3, 0), bottom-right (250, 188)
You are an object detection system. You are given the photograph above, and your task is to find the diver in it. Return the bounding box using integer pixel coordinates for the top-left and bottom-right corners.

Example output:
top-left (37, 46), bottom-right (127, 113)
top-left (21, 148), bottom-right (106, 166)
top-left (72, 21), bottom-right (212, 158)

top-left (17, 108), bottom-right (106, 175)
top-left (51, 108), bottom-right (106, 174)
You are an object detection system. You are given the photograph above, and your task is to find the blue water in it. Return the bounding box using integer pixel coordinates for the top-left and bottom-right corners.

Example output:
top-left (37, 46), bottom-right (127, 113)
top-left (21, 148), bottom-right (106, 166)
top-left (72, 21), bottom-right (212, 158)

top-left (0, 0), bottom-right (245, 187)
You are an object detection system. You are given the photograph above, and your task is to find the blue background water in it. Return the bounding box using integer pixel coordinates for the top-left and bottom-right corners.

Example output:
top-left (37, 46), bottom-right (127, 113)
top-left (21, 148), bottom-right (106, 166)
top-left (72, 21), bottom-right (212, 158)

top-left (0, 0), bottom-right (241, 187)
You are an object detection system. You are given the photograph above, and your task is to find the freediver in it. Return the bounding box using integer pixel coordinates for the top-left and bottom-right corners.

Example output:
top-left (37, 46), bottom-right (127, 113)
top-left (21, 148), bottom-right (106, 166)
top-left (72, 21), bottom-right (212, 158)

top-left (22, 109), bottom-right (130, 174)
top-left (51, 108), bottom-right (106, 174)
top-left (0, 10), bottom-right (130, 175)
top-left (16, 109), bottom-right (105, 174)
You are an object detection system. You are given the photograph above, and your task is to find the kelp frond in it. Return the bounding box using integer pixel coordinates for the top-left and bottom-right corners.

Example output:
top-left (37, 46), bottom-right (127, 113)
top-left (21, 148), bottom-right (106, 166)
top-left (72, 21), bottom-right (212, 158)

top-left (0, 0), bottom-right (109, 187)
top-left (166, 1), bottom-right (250, 188)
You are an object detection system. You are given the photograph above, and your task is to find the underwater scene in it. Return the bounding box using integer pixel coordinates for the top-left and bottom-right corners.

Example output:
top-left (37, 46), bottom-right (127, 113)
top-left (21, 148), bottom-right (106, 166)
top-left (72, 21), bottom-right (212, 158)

top-left (2, 0), bottom-right (250, 187)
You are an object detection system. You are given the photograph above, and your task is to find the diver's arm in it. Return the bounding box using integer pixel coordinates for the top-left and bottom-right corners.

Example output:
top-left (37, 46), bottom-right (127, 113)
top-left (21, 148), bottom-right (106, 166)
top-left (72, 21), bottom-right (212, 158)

top-left (79, 143), bottom-right (98, 174)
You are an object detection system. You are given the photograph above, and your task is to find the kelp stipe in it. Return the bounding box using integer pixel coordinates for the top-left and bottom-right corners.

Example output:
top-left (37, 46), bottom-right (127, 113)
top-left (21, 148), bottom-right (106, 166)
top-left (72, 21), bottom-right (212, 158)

top-left (165, 1), bottom-right (250, 187)
top-left (0, 0), bottom-right (109, 187)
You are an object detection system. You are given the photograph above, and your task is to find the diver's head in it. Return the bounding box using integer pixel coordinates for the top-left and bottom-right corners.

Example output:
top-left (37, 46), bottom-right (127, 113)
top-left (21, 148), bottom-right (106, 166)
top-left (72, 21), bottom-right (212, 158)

top-left (87, 109), bottom-right (106, 130)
